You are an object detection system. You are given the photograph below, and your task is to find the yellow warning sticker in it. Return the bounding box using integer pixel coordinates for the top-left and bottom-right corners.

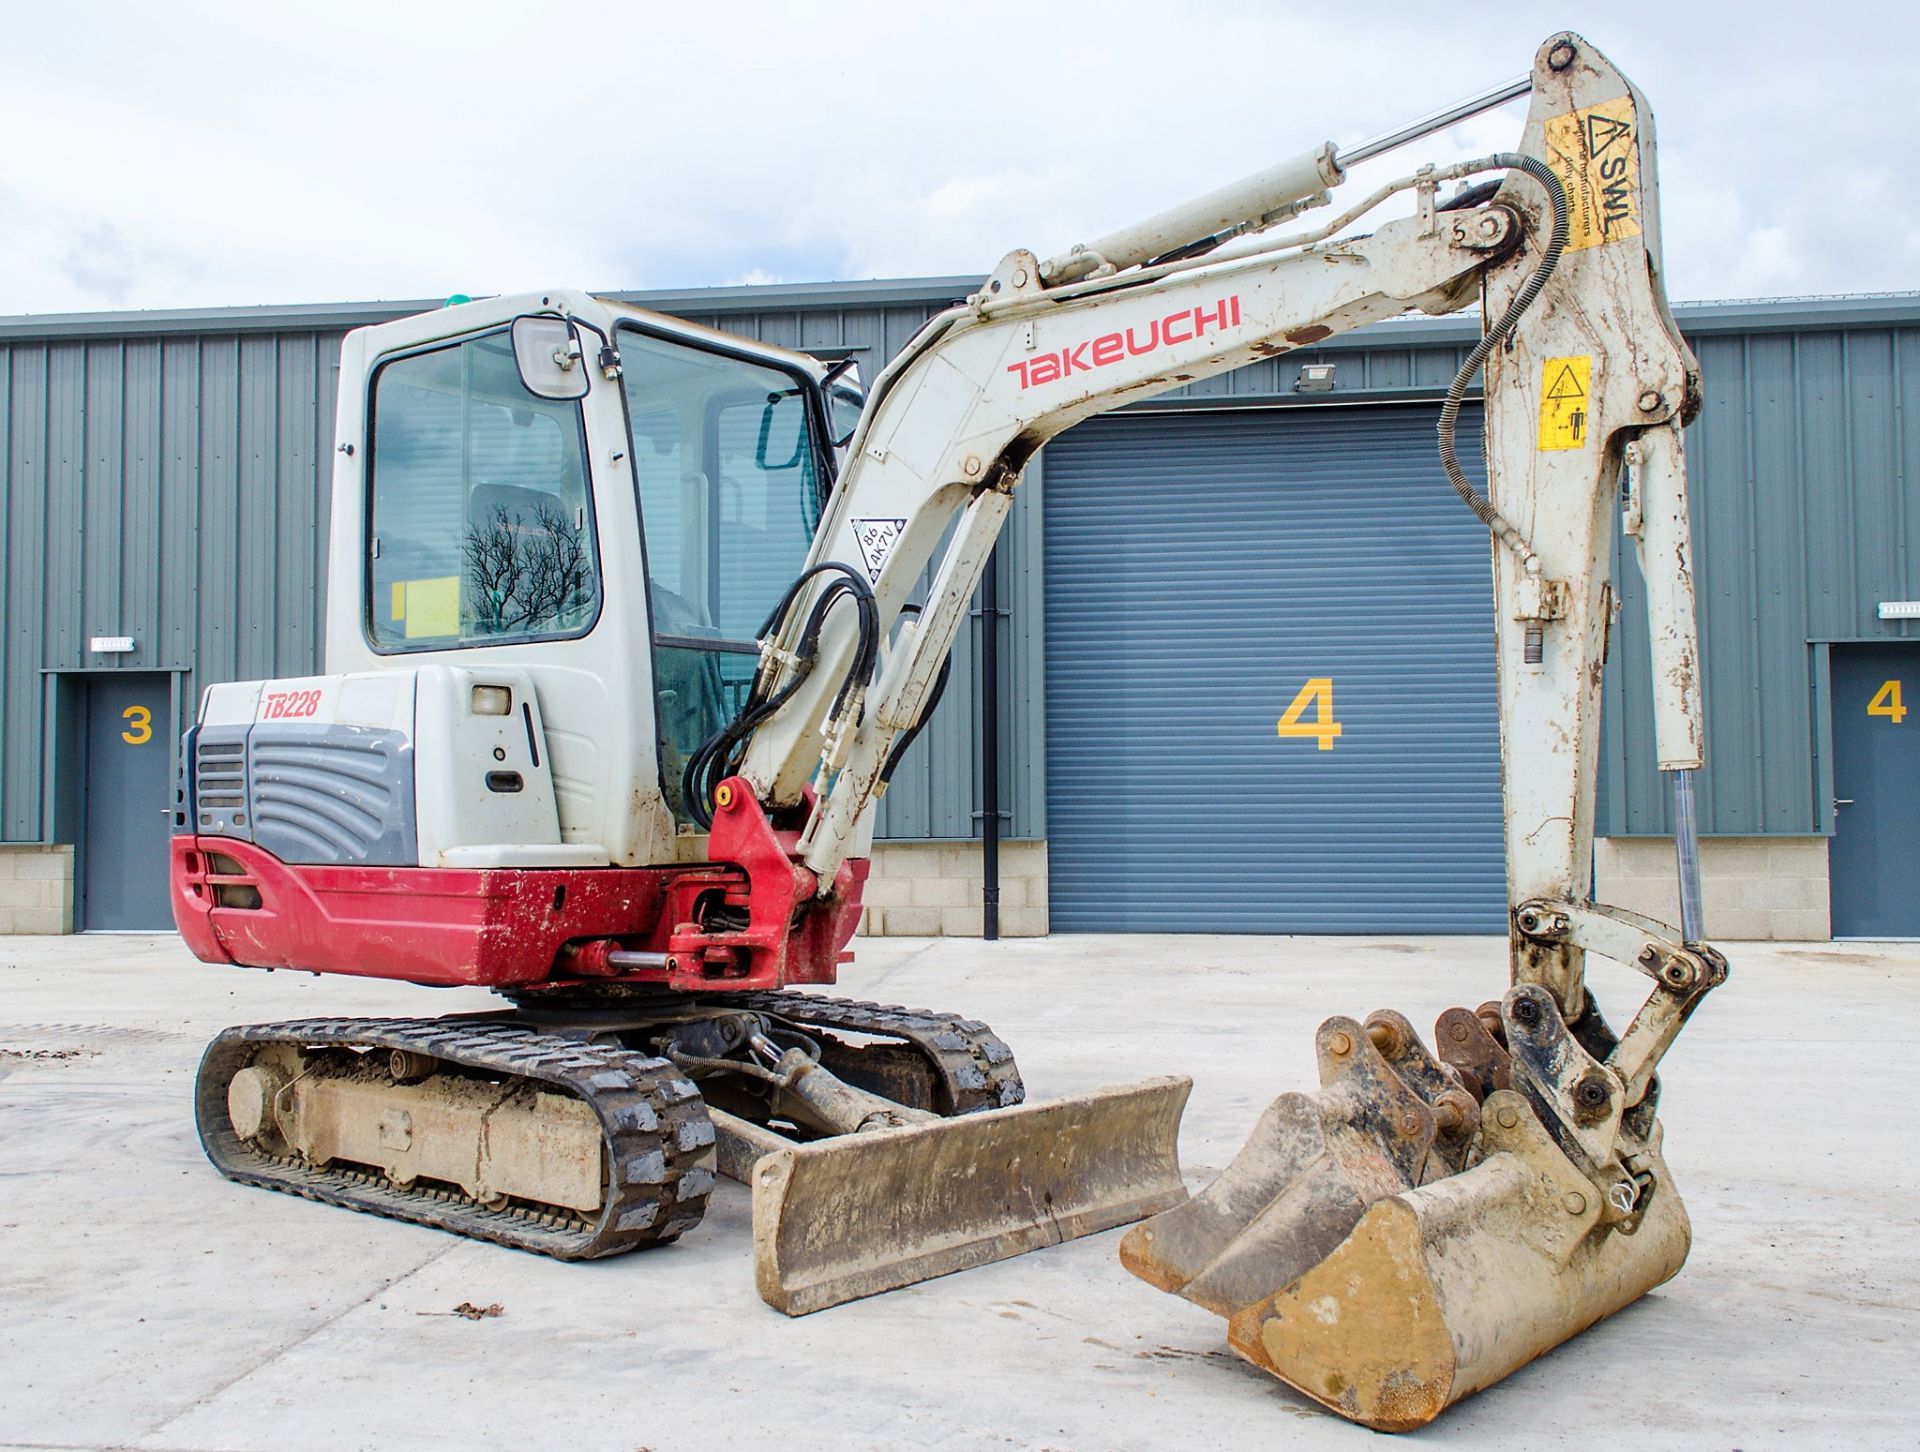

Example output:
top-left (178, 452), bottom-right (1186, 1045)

top-left (1538, 356), bottom-right (1593, 451)
top-left (1542, 97), bottom-right (1640, 252)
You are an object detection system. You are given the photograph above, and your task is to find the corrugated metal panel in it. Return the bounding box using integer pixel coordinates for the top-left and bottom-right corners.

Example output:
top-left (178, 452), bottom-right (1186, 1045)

top-left (1600, 324), bottom-right (1920, 836)
top-left (3, 284), bottom-right (1917, 855)
top-left (0, 329), bottom-right (347, 842)
top-left (1041, 405), bottom-right (1505, 933)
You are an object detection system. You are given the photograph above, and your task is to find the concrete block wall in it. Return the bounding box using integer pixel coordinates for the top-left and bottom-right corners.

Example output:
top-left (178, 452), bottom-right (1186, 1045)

top-left (859, 840), bottom-right (1049, 937)
top-left (1595, 836), bottom-right (1829, 941)
top-left (0, 845), bottom-right (75, 934)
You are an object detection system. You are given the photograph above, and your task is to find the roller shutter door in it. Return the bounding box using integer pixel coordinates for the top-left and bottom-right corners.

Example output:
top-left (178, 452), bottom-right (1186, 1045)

top-left (1041, 405), bottom-right (1505, 933)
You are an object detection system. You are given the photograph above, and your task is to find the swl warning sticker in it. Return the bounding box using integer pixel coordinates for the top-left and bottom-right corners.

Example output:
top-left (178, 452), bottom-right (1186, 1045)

top-left (851, 517), bottom-right (907, 582)
top-left (1542, 97), bottom-right (1640, 252)
top-left (1538, 356), bottom-right (1593, 451)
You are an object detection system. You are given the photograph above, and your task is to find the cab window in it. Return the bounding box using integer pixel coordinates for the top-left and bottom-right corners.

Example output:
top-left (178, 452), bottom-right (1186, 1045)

top-left (366, 330), bottom-right (598, 649)
top-left (618, 326), bottom-right (824, 818)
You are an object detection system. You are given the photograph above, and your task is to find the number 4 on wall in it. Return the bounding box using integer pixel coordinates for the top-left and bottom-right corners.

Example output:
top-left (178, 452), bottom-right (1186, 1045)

top-left (1278, 677), bottom-right (1343, 751)
top-left (1867, 678), bottom-right (1907, 723)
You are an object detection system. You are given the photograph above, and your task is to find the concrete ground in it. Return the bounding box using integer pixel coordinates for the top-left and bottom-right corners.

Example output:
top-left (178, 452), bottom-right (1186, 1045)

top-left (1, 932), bottom-right (1913, 1452)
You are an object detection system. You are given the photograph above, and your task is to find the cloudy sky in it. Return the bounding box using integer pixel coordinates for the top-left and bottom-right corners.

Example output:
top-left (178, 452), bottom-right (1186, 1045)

top-left (1, 2), bottom-right (1912, 317)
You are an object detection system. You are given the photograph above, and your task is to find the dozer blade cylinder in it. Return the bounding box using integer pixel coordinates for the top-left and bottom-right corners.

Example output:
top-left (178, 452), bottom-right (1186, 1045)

top-left (1224, 1089), bottom-right (1690, 1432)
top-left (748, 1076), bottom-right (1191, 1315)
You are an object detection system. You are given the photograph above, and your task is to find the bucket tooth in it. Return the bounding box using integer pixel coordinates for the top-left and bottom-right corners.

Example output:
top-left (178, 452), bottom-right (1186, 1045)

top-left (1434, 1005), bottom-right (1513, 1100)
top-left (746, 1075), bottom-right (1190, 1315)
top-left (1119, 1015), bottom-right (1455, 1317)
top-left (1224, 1088), bottom-right (1690, 1431)
top-left (1361, 1009), bottom-right (1480, 1176)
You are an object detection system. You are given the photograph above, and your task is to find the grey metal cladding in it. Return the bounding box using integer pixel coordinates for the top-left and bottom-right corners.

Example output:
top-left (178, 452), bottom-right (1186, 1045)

top-left (246, 723), bottom-right (417, 866)
top-left (1, 286), bottom-right (1915, 850)
top-left (0, 326), bottom-right (344, 845)
top-left (1597, 319), bottom-right (1920, 837)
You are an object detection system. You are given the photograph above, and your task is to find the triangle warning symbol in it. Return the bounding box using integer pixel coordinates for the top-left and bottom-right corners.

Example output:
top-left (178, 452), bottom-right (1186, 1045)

top-left (1545, 364), bottom-right (1586, 401)
top-left (1586, 111), bottom-right (1633, 158)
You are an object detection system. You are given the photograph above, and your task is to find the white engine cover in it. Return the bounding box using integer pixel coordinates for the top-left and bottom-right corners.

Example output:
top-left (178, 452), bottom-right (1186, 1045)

top-left (194, 665), bottom-right (610, 870)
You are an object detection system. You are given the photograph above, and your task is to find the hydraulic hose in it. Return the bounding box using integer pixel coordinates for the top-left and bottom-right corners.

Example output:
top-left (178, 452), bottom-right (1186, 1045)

top-left (877, 603), bottom-right (953, 787)
top-left (1436, 153), bottom-right (1569, 572)
top-left (682, 562), bottom-right (882, 829)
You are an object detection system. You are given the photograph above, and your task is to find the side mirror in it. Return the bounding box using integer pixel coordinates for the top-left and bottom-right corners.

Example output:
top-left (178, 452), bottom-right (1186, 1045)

top-left (755, 388), bottom-right (808, 470)
top-left (511, 315), bottom-right (590, 400)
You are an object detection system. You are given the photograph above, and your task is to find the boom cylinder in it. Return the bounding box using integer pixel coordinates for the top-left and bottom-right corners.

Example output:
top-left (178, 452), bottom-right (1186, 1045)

top-left (1039, 143), bottom-right (1343, 284)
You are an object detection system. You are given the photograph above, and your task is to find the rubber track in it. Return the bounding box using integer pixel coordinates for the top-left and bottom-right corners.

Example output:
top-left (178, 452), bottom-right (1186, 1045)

top-left (696, 991), bottom-right (1025, 1113)
top-left (195, 1018), bottom-right (716, 1259)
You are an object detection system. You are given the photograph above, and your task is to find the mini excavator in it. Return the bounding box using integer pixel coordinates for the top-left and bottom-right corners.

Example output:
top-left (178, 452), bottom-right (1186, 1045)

top-left (172, 32), bottom-right (1725, 1428)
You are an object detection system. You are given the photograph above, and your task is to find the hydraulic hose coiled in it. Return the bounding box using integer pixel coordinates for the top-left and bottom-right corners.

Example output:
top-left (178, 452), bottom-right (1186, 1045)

top-left (681, 562), bottom-right (881, 830)
top-left (1436, 153), bottom-right (1570, 573)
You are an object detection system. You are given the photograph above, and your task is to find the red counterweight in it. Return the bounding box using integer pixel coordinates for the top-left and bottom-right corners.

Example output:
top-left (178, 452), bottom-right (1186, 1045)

top-left (171, 776), bottom-right (864, 994)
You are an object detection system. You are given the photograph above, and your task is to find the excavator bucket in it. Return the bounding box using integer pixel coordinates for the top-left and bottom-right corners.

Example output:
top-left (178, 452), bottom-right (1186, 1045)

top-left (1121, 998), bottom-right (1692, 1431)
top-left (721, 1076), bottom-right (1191, 1315)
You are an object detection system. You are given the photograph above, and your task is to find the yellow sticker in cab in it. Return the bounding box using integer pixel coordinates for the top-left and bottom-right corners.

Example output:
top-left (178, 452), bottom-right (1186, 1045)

top-left (1538, 356), bottom-right (1593, 451)
top-left (1542, 98), bottom-right (1640, 252)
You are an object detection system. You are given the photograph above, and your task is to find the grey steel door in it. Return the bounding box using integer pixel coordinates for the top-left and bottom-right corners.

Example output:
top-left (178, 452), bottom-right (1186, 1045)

top-left (82, 673), bottom-right (174, 930)
top-left (1042, 405), bottom-right (1505, 933)
top-left (1829, 643), bottom-right (1919, 938)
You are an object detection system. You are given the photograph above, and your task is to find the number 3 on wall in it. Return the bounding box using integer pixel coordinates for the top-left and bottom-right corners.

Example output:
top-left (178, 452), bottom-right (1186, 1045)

top-left (121, 705), bottom-right (153, 745)
top-left (1867, 679), bottom-right (1907, 724)
top-left (1278, 677), bottom-right (1343, 751)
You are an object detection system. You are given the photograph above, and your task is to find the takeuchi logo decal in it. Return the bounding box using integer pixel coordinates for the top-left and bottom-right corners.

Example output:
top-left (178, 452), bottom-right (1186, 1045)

top-left (1004, 295), bottom-right (1241, 390)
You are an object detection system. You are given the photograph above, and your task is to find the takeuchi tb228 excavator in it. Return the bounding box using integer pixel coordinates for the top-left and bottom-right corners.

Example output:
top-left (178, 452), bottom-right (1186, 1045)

top-left (171, 33), bottom-right (1726, 1430)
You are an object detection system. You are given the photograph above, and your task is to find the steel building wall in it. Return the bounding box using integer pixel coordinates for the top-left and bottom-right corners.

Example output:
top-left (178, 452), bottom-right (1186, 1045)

top-left (2, 286), bottom-right (1916, 850)
top-left (0, 283), bottom-right (1033, 847)
top-left (0, 329), bottom-right (345, 842)
top-left (1602, 316), bottom-right (1920, 836)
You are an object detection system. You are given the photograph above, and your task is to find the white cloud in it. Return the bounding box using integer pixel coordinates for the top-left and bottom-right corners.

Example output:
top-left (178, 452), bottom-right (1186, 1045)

top-left (0, 2), bottom-right (1912, 314)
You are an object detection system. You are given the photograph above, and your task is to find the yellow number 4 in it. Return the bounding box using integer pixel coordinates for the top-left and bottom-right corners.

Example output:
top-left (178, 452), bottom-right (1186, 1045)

top-left (1278, 677), bottom-right (1342, 751)
top-left (1868, 678), bottom-right (1907, 724)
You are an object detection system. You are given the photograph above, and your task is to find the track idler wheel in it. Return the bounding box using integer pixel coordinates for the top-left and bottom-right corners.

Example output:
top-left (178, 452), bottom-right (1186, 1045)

top-left (1120, 994), bottom-right (1691, 1431)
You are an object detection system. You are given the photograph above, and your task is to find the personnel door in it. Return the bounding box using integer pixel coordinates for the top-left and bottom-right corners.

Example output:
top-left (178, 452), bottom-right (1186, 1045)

top-left (1829, 643), bottom-right (1919, 937)
top-left (81, 673), bottom-right (173, 930)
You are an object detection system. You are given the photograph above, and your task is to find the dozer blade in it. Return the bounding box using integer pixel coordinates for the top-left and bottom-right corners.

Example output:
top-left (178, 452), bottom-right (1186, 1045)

top-left (1122, 1001), bottom-right (1692, 1431)
top-left (734, 1076), bottom-right (1191, 1316)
